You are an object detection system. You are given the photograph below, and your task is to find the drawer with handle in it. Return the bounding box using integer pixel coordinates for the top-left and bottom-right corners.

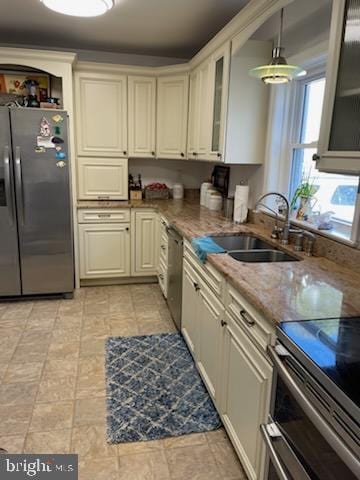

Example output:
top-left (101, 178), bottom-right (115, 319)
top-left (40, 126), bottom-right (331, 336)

top-left (78, 209), bottom-right (130, 224)
top-left (183, 240), bottom-right (225, 300)
top-left (226, 284), bottom-right (275, 352)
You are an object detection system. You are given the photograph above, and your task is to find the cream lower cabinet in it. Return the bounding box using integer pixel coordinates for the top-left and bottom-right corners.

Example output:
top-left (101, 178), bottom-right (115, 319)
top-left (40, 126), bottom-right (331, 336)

top-left (131, 209), bottom-right (159, 276)
top-left (181, 258), bottom-right (224, 402)
top-left (77, 157), bottom-right (128, 200)
top-left (78, 223), bottom-right (130, 279)
top-left (220, 312), bottom-right (273, 480)
top-left (181, 243), bottom-right (274, 480)
top-left (181, 260), bottom-right (201, 357)
top-left (197, 280), bottom-right (224, 402)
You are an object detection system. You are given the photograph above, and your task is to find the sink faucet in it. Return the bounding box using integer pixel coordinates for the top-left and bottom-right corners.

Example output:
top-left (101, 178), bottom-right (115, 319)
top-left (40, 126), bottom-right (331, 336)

top-left (254, 192), bottom-right (292, 245)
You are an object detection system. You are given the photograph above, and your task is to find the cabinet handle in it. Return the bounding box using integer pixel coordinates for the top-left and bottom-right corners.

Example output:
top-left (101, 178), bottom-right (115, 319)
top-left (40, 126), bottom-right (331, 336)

top-left (97, 195), bottom-right (110, 200)
top-left (193, 152), bottom-right (198, 156)
top-left (161, 245), bottom-right (166, 250)
top-left (221, 320), bottom-right (227, 327)
top-left (151, 151), bottom-right (155, 156)
top-left (193, 282), bottom-right (200, 291)
top-left (312, 154), bottom-right (320, 161)
top-left (97, 213), bottom-right (111, 218)
top-left (159, 273), bottom-right (164, 280)
top-left (217, 152), bottom-right (222, 158)
top-left (240, 309), bottom-right (255, 327)
top-left (161, 220), bottom-right (167, 226)
top-left (123, 150), bottom-right (127, 156)
top-left (180, 152), bottom-right (185, 157)
top-left (125, 227), bottom-right (130, 231)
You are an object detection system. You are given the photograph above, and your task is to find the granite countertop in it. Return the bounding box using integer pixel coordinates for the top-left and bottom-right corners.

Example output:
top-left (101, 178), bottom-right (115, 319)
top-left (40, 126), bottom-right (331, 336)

top-left (78, 199), bottom-right (360, 325)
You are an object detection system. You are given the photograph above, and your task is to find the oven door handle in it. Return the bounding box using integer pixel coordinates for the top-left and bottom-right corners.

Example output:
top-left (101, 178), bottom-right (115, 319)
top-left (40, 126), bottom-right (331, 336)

top-left (268, 345), bottom-right (360, 478)
top-left (261, 422), bottom-right (312, 480)
top-left (260, 424), bottom-right (291, 480)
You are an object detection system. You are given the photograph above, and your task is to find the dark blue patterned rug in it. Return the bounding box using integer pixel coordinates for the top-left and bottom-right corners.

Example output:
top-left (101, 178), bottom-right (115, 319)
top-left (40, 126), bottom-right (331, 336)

top-left (106, 332), bottom-right (222, 443)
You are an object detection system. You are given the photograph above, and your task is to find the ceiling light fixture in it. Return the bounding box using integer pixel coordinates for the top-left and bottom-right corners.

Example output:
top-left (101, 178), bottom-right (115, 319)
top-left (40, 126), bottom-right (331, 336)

top-left (249, 8), bottom-right (306, 84)
top-left (41, 0), bottom-right (114, 17)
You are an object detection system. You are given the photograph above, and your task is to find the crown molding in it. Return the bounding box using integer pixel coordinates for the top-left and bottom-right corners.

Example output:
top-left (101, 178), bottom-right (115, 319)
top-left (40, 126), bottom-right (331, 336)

top-left (0, 0), bottom-right (293, 76)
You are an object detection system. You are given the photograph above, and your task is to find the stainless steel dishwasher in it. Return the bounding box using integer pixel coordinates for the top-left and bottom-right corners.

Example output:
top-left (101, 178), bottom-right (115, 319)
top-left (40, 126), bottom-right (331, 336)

top-left (166, 225), bottom-right (183, 330)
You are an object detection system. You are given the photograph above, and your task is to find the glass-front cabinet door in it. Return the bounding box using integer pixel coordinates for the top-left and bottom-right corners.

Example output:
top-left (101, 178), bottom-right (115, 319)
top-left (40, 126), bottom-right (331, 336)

top-left (316, 0), bottom-right (360, 174)
top-left (207, 43), bottom-right (230, 162)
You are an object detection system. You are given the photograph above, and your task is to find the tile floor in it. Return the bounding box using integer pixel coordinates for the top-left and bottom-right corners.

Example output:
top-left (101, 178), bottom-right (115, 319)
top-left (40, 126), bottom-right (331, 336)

top-left (0, 284), bottom-right (247, 480)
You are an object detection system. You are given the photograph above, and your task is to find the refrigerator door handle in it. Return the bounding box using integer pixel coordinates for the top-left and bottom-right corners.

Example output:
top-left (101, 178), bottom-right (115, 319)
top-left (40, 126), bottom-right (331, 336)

top-left (15, 146), bottom-right (25, 226)
top-left (3, 146), bottom-right (15, 226)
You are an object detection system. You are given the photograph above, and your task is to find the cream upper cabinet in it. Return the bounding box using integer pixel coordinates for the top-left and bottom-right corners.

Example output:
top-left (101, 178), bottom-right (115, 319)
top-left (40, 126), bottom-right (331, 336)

top-left (128, 75), bottom-right (156, 158)
top-left (224, 38), bottom-right (271, 165)
top-left (75, 72), bottom-right (128, 157)
top-left (78, 223), bottom-right (130, 279)
top-left (221, 312), bottom-right (272, 480)
top-left (207, 43), bottom-right (231, 162)
top-left (131, 209), bottom-right (159, 276)
top-left (187, 71), bottom-right (199, 157)
top-left (316, 0), bottom-right (360, 174)
top-left (156, 75), bottom-right (189, 159)
top-left (187, 61), bottom-right (211, 160)
top-left (77, 157), bottom-right (128, 200)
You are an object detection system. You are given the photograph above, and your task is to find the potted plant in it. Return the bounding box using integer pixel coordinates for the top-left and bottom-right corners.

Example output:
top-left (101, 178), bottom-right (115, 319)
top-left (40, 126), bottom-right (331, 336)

top-left (290, 173), bottom-right (319, 221)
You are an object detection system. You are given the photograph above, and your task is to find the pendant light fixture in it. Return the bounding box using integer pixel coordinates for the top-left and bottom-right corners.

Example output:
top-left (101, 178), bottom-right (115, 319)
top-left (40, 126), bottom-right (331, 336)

top-left (249, 9), bottom-right (306, 84)
top-left (41, 0), bottom-right (114, 17)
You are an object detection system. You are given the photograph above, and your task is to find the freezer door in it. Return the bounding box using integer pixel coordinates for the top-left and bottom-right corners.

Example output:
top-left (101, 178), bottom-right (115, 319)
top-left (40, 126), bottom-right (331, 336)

top-left (10, 108), bottom-right (74, 295)
top-left (0, 108), bottom-right (21, 296)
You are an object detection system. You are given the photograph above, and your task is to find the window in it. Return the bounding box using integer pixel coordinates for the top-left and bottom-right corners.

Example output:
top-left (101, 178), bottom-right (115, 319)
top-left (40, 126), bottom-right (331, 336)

top-left (289, 74), bottom-right (360, 240)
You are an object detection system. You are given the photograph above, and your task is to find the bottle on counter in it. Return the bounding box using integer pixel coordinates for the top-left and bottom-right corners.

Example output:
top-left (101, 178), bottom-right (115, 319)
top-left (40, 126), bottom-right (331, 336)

top-left (173, 183), bottom-right (184, 199)
top-left (208, 191), bottom-right (223, 211)
top-left (205, 187), bottom-right (218, 208)
top-left (200, 182), bottom-right (212, 206)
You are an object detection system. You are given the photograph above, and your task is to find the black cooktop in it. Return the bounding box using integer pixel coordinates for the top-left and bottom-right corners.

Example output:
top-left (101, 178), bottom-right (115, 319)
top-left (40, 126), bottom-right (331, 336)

top-left (278, 316), bottom-right (360, 420)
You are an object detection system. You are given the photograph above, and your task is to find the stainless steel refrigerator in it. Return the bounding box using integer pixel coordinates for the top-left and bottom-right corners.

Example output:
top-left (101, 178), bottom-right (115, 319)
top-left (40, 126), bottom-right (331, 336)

top-left (0, 107), bottom-right (74, 297)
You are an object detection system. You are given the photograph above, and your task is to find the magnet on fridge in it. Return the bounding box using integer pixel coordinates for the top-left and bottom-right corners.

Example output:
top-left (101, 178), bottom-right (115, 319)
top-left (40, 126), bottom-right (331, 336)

top-left (56, 151), bottom-right (66, 160)
top-left (51, 136), bottom-right (64, 144)
top-left (52, 114), bottom-right (64, 123)
top-left (40, 117), bottom-right (51, 137)
top-left (55, 145), bottom-right (62, 152)
top-left (37, 136), bottom-right (55, 149)
top-left (56, 160), bottom-right (66, 168)
top-left (54, 126), bottom-right (61, 135)
top-left (35, 146), bottom-right (46, 153)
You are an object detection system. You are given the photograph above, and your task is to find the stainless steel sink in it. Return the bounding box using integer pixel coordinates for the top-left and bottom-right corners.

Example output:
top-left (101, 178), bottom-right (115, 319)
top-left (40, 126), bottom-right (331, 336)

top-left (229, 250), bottom-right (300, 263)
top-left (210, 235), bottom-right (273, 251)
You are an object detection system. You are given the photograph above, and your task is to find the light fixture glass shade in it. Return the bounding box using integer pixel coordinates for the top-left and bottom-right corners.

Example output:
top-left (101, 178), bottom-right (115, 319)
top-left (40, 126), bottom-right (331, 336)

top-left (249, 9), bottom-right (306, 85)
top-left (249, 64), bottom-right (306, 84)
top-left (41, 0), bottom-right (114, 17)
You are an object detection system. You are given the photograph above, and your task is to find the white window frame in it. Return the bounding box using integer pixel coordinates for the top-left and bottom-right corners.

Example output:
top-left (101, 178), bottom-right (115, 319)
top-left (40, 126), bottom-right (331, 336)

top-left (262, 41), bottom-right (360, 247)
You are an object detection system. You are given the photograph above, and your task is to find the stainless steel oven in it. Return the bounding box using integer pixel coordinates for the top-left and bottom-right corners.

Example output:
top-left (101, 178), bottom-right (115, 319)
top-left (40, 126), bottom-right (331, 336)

top-left (262, 343), bottom-right (360, 480)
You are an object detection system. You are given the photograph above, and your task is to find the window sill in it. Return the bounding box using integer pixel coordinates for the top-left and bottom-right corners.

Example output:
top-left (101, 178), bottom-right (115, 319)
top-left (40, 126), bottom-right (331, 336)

top-left (258, 209), bottom-right (358, 248)
top-left (289, 217), bottom-right (355, 245)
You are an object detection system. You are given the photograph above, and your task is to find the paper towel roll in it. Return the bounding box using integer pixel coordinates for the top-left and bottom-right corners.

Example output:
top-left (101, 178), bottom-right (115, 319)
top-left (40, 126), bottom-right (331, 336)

top-left (234, 185), bottom-right (249, 224)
